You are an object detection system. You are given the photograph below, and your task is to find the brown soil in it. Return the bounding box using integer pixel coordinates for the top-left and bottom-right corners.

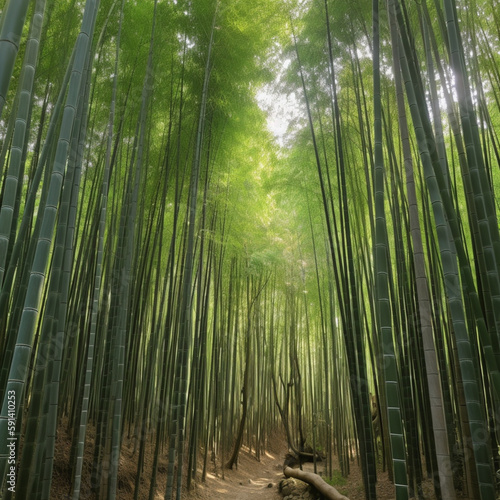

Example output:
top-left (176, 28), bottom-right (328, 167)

top-left (183, 445), bottom-right (284, 500)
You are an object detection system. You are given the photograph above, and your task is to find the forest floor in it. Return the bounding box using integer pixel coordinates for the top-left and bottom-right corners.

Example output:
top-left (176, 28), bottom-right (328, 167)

top-left (49, 419), bottom-right (436, 499)
top-left (183, 443), bottom-right (284, 500)
top-left (186, 452), bottom-right (392, 500)
top-left (182, 439), bottom-right (438, 500)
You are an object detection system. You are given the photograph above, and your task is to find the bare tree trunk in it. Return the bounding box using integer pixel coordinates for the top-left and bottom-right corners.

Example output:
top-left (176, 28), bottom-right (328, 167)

top-left (284, 466), bottom-right (349, 500)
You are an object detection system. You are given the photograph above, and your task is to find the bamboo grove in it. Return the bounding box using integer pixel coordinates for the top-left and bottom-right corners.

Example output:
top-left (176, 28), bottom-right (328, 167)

top-left (0, 0), bottom-right (500, 499)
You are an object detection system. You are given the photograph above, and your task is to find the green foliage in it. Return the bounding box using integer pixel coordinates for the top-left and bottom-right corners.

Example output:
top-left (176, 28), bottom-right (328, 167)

top-left (325, 469), bottom-right (348, 487)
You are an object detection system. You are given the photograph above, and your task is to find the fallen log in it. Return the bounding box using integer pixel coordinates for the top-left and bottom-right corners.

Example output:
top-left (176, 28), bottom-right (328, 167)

top-left (283, 466), bottom-right (350, 500)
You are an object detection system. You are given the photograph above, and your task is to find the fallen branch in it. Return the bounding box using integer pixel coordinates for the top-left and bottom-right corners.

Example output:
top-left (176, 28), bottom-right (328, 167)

top-left (283, 466), bottom-right (350, 500)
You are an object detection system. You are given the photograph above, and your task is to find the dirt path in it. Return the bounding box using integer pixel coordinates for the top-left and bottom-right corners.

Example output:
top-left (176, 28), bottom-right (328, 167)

top-left (181, 444), bottom-right (438, 500)
top-left (183, 445), bottom-right (285, 500)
